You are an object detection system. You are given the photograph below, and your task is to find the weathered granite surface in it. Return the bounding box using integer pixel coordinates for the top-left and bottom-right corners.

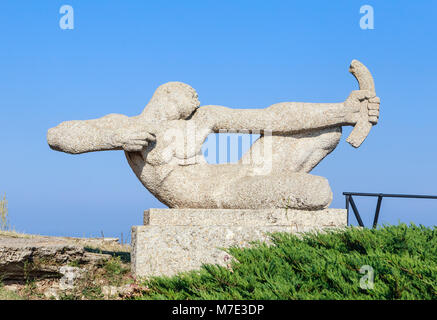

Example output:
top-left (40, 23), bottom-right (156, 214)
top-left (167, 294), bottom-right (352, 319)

top-left (132, 208), bottom-right (347, 277)
top-left (143, 208), bottom-right (346, 227)
top-left (0, 236), bottom-right (110, 281)
top-left (47, 60), bottom-right (379, 210)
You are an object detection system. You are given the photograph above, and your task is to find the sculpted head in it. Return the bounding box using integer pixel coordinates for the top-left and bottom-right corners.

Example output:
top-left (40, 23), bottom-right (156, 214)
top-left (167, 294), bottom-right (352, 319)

top-left (143, 82), bottom-right (200, 121)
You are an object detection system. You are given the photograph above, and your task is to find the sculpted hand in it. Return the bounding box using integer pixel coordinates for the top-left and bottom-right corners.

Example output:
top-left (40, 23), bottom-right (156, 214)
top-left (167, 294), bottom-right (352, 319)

top-left (112, 127), bottom-right (156, 152)
top-left (345, 90), bottom-right (380, 125)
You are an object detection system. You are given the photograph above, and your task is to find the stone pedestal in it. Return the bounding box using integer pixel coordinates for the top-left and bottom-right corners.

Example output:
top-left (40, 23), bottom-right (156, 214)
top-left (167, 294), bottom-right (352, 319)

top-left (131, 208), bottom-right (347, 278)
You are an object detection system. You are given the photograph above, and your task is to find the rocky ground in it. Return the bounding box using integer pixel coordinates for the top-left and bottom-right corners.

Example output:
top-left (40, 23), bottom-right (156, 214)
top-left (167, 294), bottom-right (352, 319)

top-left (0, 231), bottom-right (149, 300)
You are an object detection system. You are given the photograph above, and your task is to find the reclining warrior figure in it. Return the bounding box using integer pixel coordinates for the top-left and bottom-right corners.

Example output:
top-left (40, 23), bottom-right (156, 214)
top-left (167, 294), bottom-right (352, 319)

top-left (47, 60), bottom-right (380, 210)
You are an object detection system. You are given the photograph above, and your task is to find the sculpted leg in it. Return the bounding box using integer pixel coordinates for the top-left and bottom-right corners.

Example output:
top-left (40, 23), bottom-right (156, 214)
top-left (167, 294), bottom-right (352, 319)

top-left (240, 127), bottom-right (342, 173)
top-left (221, 127), bottom-right (343, 209)
top-left (220, 173), bottom-right (333, 210)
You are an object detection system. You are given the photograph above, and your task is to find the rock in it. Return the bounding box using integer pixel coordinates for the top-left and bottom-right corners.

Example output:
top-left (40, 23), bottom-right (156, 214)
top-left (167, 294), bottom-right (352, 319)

top-left (44, 287), bottom-right (60, 300)
top-left (3, 284), bottom-right (19, 292)
top-left (0, 236), bottom-right (110, 281)
top-left (102, 284), bottom-right (132, 298)
top-left (59, 266), bottom-right (84, 290)
top-left (102, 285), bottom-right (118, 297)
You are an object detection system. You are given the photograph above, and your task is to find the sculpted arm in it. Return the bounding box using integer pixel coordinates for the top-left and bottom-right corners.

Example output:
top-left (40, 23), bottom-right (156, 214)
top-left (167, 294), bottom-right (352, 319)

top-left (47, 114), bottom-right (156, 154)
top-left (193, 90), bottom-right (379, 134)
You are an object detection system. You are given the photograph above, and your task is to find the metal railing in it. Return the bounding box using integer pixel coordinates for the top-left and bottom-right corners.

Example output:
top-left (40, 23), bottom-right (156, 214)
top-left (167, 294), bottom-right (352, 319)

top-left (343, 192), bottom-right (437, 228)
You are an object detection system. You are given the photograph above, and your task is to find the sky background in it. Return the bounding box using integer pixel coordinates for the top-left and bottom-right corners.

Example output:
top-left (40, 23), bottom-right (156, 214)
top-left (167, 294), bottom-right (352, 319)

top-left (0, 0), bottom-right (436, 239)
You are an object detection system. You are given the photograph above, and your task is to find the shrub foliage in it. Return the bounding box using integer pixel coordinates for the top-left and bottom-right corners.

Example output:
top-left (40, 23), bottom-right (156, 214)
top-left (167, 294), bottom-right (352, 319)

top-left (137, 224), bottom-right (436, 300)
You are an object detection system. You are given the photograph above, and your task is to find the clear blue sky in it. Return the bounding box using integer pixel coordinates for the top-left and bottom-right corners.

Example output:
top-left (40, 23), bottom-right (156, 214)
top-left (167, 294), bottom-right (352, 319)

top-left (1, 0), bottom-right (436, 238)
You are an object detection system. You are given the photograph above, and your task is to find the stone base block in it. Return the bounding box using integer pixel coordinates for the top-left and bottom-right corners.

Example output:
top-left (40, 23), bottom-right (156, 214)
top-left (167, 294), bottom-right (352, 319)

top-left (131, 208), bottom-right (346, 277)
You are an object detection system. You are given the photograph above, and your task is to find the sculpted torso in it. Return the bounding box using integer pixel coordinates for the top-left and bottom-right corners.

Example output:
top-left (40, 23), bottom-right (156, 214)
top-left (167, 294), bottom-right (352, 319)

top-left (47, 61), bottom-right (380, 210)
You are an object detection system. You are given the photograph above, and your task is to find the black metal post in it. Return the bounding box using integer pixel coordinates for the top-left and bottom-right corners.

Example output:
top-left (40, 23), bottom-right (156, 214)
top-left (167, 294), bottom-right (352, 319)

top-left (372, 195), bottom-right (383, 229)
top-left (345, 194), bottom-right (350, 226)
top-left (348, 196), bottom-right (365, 227)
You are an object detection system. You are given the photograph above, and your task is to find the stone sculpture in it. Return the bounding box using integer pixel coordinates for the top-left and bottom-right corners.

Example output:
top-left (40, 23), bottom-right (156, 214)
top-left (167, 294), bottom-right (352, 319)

top-left (47, 60), bottom-right (379, 211)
